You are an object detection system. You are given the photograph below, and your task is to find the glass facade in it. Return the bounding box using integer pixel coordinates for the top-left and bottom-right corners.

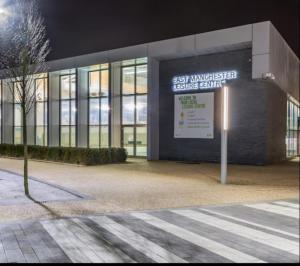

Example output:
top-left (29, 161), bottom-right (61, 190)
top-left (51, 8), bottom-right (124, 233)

top-left (88, 64), bottom-right (110, 148)
top-left (60, 73), bottom-right (77, 147)
top-left (13, 82), bottom-right (23, 145)
top-left (121, 58), bottom-right (148, 157)
top-left (286, 98), bottom-right (300, 157)
top-left (35, 75), bottom-right (48, 146)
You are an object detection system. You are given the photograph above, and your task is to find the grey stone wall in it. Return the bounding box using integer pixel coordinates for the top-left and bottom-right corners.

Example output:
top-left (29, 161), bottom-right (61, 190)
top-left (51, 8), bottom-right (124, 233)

top-left (159, 48), bottom-right (286, 165)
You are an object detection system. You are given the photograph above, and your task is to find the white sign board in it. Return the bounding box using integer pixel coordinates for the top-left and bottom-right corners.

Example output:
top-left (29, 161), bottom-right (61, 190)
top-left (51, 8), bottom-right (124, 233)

top-left (172, 70), bottom-right (237, 92)
top-left (174, 93), bottom-right (214, 139)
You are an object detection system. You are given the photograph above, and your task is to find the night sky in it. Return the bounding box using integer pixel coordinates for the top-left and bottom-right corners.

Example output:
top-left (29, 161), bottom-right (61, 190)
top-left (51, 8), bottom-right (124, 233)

top-left (38, 0), bottom-right (299, 61)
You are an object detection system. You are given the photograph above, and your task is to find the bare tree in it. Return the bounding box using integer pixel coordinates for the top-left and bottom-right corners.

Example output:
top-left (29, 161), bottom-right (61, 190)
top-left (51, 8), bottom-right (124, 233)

top-left (0, 0), bottom-right (50, 196)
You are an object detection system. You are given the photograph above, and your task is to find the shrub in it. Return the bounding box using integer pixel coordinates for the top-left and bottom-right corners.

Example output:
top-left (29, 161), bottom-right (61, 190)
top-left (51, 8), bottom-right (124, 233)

top-left (0, 144), bottom-right (127, 165)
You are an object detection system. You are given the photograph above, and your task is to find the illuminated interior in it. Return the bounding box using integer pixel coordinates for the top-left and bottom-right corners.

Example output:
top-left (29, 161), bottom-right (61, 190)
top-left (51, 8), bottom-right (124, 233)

top-left (88, 64), bottom-right (110, 148)
top-left (59, 70), bottom-right (77, 147)
top-left (121, 57), bottom-right (148, 157)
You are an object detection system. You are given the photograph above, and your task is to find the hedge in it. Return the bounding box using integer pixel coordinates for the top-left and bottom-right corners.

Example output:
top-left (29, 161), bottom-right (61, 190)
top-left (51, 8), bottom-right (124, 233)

top-left (0, 144), bottom-right (127, 165)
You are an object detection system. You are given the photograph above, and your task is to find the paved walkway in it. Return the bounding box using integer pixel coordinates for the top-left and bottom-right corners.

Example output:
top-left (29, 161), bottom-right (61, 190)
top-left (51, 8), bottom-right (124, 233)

top-left (0, 170), bottom-right (88, 206)
top-left (0, 199), bottom-right (299, 263)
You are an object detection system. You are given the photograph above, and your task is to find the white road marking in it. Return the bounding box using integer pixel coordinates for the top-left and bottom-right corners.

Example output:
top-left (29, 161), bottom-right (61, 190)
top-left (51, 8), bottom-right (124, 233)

top-left (244, 203), bottom-right (299, 218)
top-left (131, 212), bottom-right (265, 263)
top-left (90, 216), bottom-right (186, 263)
top-left (66, 218), bottom-right (133, 263)
top-left (201, 208), bottom-right (299, 239)
top-left (273, 201), bottom-right (300, 209)
top-left (172, 209), bottom-right (299, 256)
top-left (41, 220), bottom-right (93, 263)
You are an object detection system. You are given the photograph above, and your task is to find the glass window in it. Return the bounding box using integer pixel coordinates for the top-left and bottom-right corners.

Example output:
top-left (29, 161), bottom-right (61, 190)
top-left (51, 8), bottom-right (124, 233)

top-left (136, 95), bottom-right (147, 124)
top-left (70, 75), bottom-right (76, 98)
top-left (89, 71), bottom-right (100, 97)
top-left (14, 127), bottom-right (22, 145)
top-left (70, 100), bottom-right (76, 125)
top-left (61, 126), bottom-right (70, 147)
top-left (89, 99), bottom-right (100, 125)
top-left (121, 58), bottom-right (148, 157)
top-left (71, 126), bottom-right (76, 147)
top-left (60, 74), bottom-right (77, 147)
top-left (101, 126), bottom-right (109, 148)
top-left (136, 65), bottom-right (148, 94)
top-left (122, 67), bottom-right (135, 95)
top-left (286, 98), bottom-right (300, 157)
top-left (123, 127), bottom-right (134, 156)
top-left (36, 126), bottom-right (45, 146)
top-left (88, 66), bottom-right (110, 148)
top-left (36, 79), bottom-right (45, 101)
top-left (14, 104), bottom-right (22, 126)
top-left (13, 82), bottom-right (23, 144)
top-left (36, 102), bottom-right (44, 125)
top-left (122, 58), bottom-right (148, 156)
top-left (101, 98), bottom-right (109, 125)
top-left (101, 70), bottom-right (109, 97)
top-left (89, 126), bottom-right (99, 148)
top-left (136, 127), bottom-right (147, 157)
top-left (61, 75), bottom-right (70, 99)
top-left (122, 96), bottom-right (135, 125)
top-left (122, 59), bottom-right (135, 66)
top-left (35, 76), bottom-right (48, 146)
top-left (61, 101), bottom-right (70, 125)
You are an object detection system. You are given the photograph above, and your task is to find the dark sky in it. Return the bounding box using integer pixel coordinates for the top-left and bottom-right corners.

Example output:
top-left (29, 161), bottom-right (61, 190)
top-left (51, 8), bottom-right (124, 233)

top-left (38, 0), bottom-right (300, 61)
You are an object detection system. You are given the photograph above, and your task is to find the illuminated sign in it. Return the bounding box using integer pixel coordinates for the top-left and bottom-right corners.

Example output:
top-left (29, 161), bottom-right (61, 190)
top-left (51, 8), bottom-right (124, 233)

top-left (172, 70), bottom-right (238, 92)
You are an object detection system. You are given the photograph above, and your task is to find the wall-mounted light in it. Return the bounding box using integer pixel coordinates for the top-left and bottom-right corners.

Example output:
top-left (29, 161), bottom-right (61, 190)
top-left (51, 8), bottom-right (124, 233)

top-left (262, 73), bottom-right (275, 80)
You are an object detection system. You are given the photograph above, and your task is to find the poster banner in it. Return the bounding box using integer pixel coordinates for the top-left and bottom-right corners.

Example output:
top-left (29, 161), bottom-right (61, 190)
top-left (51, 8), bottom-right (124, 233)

top-left (174, 92), bottom-right (214, 139)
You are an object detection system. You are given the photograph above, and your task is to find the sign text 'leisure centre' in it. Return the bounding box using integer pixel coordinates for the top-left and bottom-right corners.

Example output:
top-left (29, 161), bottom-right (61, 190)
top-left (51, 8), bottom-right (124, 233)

top-left (172, 70), bottom-right (238, 92)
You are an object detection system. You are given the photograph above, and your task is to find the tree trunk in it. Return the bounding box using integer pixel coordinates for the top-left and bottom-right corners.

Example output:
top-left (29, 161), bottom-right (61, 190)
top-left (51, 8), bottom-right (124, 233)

top-left (22, 103), bottom-right (29, 196)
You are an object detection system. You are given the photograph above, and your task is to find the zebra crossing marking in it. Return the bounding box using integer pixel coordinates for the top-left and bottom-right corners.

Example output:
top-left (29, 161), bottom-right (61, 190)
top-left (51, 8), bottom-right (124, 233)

top-left (172, 209), bottom-right (299, 256)
top-left (41, 220), bottom-right (93, 263)
top-left (244, 203), bottom-right (299, 218)
top-left (90, 216), bottom-right (187, 263)
top-left (201, 208), bottom-right (299, 239)
top-left (131, 212), bottom-right (265, 263)
top-left (71, 218), bottom-right (135, 263)
top-left (273, 201), bottom-right (299, 209)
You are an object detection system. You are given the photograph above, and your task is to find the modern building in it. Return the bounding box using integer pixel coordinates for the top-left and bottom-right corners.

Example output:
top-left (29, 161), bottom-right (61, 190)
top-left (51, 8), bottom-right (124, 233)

top-left (0, 21), bottom-right (299, 165)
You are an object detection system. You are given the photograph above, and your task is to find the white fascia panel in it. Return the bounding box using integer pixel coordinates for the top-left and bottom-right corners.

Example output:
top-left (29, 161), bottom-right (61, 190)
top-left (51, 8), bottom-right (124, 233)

top-left (196, 24), bottom-right (252, 52)
top-left (252, 53), bottom-right (270, 79)
top-left (148, 35), bottom-right (196, 59)
top-left (252, 21), bottom-right (271, 56)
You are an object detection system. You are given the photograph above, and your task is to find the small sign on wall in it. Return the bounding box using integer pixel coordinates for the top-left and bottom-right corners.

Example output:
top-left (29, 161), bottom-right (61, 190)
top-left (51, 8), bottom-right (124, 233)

top-left (174, 92), bottom-right (214, 139)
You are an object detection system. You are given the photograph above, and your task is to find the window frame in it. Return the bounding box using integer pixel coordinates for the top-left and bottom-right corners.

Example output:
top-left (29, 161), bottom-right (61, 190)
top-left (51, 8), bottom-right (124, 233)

top-left (87, 65), bottom-right (111, 149)
top-left (12, 81), bottom-right (23, 145)
top-left (59, 72), bottom-right (78, 147)
top-left (34, 75), bottom-right (49, 146)
top-left (120, 59), bottom-right (148, 157)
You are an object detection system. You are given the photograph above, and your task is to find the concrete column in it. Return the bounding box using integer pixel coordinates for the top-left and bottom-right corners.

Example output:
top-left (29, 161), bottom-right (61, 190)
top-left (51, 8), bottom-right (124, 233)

top-left (110, 62), bottom-right (122, 148)
top-left (147, 57), bottom-right (160, 160)
top-left (48, 72), bottom-right (60, 146)
top-left (77, 68), bottom-right (88, 148)
top-left (2, 79), bottom-right (13, 144)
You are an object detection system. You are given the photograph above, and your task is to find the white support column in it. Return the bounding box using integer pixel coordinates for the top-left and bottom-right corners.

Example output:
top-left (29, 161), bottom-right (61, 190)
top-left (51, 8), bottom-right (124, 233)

top-left (48, 72), bottom-right (60, 147)
top-left (220, 86), bottom-right (229, 184)
top-left (77, 68), bottom-right (88, 148)
top-left (110, 62), bottom-right (122, 148)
